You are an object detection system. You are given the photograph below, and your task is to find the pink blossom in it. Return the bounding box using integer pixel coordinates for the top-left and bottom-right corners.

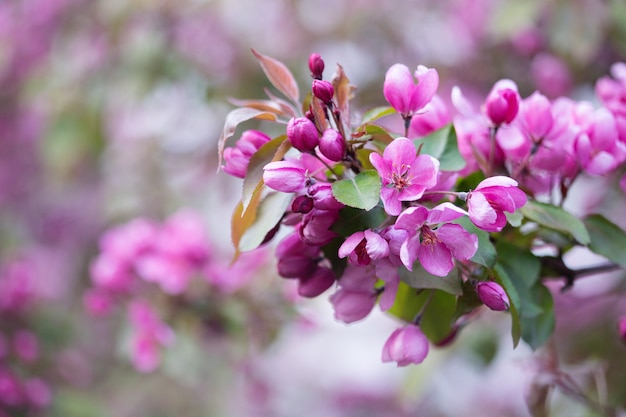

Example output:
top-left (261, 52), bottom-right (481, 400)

top-left (318, 128), bottom-right (345, 162)
top-left (312, 79), bottom-right (334, 104)
top-left (299, 209), bottom-right (338, 246)
top-left (575, 107), bottom-right (626, 175)
top-left (467, 176), bottom-right (527, 232)
top-left (409, 95), bottom-right (451, 138)
top-left (329, 266), bottom-right (378, 323)
top-left (223, 130), bottom-right (272, 178)
top-left (297, 266), bottom-right (335, 298)
top-left (369, 137), bottom-right (439, 216)
top-left (381, 324), bottom-right (429, 366)
top-left (476, 281), bottom-right (510, 311)
top-left (307, 182), bottom-right (344, 211)
top-left (383, 64), bottom-right (439, 117)
top-left (287, 116), bottom-right (319, 152)
top-left (338, 230), bottom-right (389, 267)
top-left (128, 300), bottom-right (175, 373)
top-left (485, 79), bottom-right (520, 125)
top-left (23, 378), bottom-right (51, 409)
top-left (394, 203), bottom-right (477, 276)
top-left (263, 160), bottom-right (308, 193)
top-left (275, 232), bottom-right (320, 279)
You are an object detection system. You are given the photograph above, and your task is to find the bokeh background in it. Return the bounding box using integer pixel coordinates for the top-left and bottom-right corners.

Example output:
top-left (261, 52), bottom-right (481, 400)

top-left (2, 0), bottom-right (626, 416)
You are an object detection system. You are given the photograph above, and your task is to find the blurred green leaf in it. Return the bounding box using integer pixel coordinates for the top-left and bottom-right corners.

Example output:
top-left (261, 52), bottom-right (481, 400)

top-left (332, 205), bottom-right (386, 237)
top-left (584, 213), bottom-right (626, 269)
top-left (331, 170), bottom-right (381, 211)
top-left (414, 124), bottom-right (466, 171)
top-left (399, 263), bottom-right (462, 296)
top-left (521, 200), bottom-right (590, 245)
top-left (360, 106), bottom-right (396, 124)
top-left (239, 191), bottom-right (292, 251)
top-left (520, 283), bottom-right (555, 350)
top-left (454, 216), bottom-right (497, 268)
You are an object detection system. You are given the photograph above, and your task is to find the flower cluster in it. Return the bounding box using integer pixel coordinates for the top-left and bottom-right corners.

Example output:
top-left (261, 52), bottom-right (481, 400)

top-left (220, 51), bottom-right (626, 367)
top-left (85, 209), bottom-right (270, 372)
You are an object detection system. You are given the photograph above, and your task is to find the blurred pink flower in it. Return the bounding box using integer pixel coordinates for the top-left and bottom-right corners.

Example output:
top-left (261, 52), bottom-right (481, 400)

top-left (381, 324), bottom-right (429, 366)
top-left (128, 300), bottom-right (175, 373)
top-left (384, 64), bottom-right (439, 117)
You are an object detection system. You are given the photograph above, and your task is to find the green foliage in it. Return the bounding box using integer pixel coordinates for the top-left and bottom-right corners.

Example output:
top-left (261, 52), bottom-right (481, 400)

top-left (399, 263), bottom-right (463, 296)
top-left (414, 124), bottom-right (466, 171)
top-left (584, 213), bottom-right (626, 269)
top-left (331, 170), bottom-right (381, 211)
top-left (521, 200), bottom-right (590, 245)
top-left (454, 216), bottom-right (497, 268)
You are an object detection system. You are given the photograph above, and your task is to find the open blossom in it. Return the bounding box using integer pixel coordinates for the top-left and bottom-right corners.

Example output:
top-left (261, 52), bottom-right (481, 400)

top-left (370, 137), bottom-right (439, 216)
top-left (394, 203), bottom-right (477, 276)
top-left (381, 324), bottom-right (429, 366)
top-left (338, 230), bottom-right (389, 266)
top-left (263, 154), bottom-right (326, 193)
top-left (384, 64), bottom-right (439, 117)
top-left (467, 176), bottom-right (527, 232)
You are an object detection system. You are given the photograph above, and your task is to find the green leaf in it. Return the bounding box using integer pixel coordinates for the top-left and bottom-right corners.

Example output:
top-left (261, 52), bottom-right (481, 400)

top-left (355, 124), bottom-right (395, 145)
top-left (584, 214), bottom-right (626, 269)
top-left (492, 268), bottom-right (522, 347)
top-left (414, 124), bottom-right (466, 171)
top-left (399, 263), bottom-right (463, 296)
top-left (331, 170), bottom-right (381, 211)
top-left (322, 237), bottom-right (347, 278)
top-left (242, 135), bottom-right (289, 211)
top-left (239, 191), bottom-right (292, 251)
top-left (452, 280), bottom-right (483, 322)
top-left (387, 284), bottom-right (457, 344)
top-left (454, 216), bottom-right (496, 268)
top-left (520, 283), bottom-right (555, 350)
top-left (332, 205), bottom-right (387, 237)
top-left (360, 106), bottom-right (397, 124)
top-left (520, 200), bottom-right (590, 245)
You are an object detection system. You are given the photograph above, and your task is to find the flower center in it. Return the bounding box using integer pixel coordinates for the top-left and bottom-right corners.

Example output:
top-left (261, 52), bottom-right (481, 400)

top-left (420, 226), bottom-right (440, 250)
top-left (390, 164), bottom-right (412, 190)
top-left (355, 238), bottom-right (371, 266)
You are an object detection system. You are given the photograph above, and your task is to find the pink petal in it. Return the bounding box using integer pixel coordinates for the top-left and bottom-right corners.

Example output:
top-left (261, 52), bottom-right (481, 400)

top-left (395, 206), bottom-right (428, 232)
top-left (383, 137), bottom-right (417, 169)
top-left (383, 64), bottom-right (415, 114)
top-left (263, 160), bottom-right (306, 193)
top-left (380, 187), bottom-right (403, 216)
top-left (364, 230), bottom-right (390, 260)
top-left (427, 202), bottom-right (468, 224)
top-left (418, 241), bottom-right (454, 277)
top-left (476, 176), bottom-right (518, 190)
top-left (411, 66), bottom-right (439, 111)
top-left (435, 223), bottom-right (478, 261)
top-left (338, 231), bottom-right (365, 259)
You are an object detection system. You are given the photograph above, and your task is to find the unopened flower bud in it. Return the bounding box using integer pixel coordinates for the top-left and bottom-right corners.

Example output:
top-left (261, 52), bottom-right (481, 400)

top-left (292, 195), bottom-right (314, 214)
top-left (381, 325), bottom-right (429, 366)
top-left (287, 117), bottom-right (319, 152)
top-left (308, 53), bottom-right (325, 79)
top-left (485, 80), bottom-right (520, 125)
top-left (476, 281), bottom-right (510, 311)
top-left (298, 266), bottom-right (335, 297)
top-left (312, 79), bottom-right (334, 104)
top-left (319, 128), bottom-right (345, 162)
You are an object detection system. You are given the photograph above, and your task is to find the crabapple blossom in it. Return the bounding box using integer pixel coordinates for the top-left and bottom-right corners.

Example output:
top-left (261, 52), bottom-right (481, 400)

top-left (287, 116), bottom-right (319, 152)
top-left (308, 53), bottom-right (324, 79)
top-left (476, 281), bottom-right (510, 311)
top-left (409, 94), bottom-right (451, 138)
top-left (369, 137), bottom-right (439, 216)
top-left (329, 266), bottom-right (379, 323)
top-left (383, 64), bottom-right (439, 117)
top-left (312, 79), bottom-right (334, 104)
top-left (263, 160), bottom-right (308, 193)
top-left (466, 176), bottom-right (527, 232)
top-left (318, 128), bottom-right (346, 162)
top-left (394, 203), bottom-right (477, 276)
top-left (222, 130), bottom-right (272, 178)
top-left (338, 230), bottom-right (389, 267)
top-left (485, 79), bottom-right (520, 126)
top-left (381, 324), bottom-right (429, 366)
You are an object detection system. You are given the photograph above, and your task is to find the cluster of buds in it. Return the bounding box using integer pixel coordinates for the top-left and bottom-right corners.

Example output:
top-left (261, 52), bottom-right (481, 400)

top-left (220, 48), bottom-right (626, 367)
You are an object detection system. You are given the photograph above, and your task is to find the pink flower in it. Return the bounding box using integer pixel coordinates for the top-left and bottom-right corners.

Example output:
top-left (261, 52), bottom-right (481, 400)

top-left (338, 230), bottom-right (389, 266)
top-left (318, 128), bottom-right (345, 162)
top-left (369, 137), bottom-right (439, 216)
top-left (223, 130), bottom-right (272, 178)
top-left (476, 281), bottom-right (509, 311)
top-left (394, 203), bottom-right (477, 276)
top-left (485, 79), bottom-right (520, 125)
top-left (409, 95), bottom-right (451, 138)
top-left (329, 266), bottom-right (378, 323)
top-left (467, 176), bottom-right (527, 232)
top-left (383, 64), bottom-right (439, 117)
top-left (297, 266), bottom-right (335, 298)
top-left (575, 107), bottom-right (626, 175)
top-left (263, 154), bottom-right (326, 193)
top-left (287, 116), bottom-right (319, 152)
top-left (381, 325), bottom-right (429, 366)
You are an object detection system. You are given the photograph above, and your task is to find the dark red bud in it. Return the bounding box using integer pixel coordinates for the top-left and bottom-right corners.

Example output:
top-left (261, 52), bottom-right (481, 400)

top-left (292, 195), bottom-right (314, 214)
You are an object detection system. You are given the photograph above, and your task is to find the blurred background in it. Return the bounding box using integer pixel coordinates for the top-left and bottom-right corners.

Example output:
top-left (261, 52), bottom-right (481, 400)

top-left (1, 0), bottom-right (626, 416)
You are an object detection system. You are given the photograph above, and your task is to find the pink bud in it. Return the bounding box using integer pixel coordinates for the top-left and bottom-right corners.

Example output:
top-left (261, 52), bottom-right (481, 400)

top-left (223, 130), bottom-right (272, 178)
top-left (318, 128), bottom-right (345, 162)
top-left (476, 281), bottom-right (510, 311)
top-left (381, 325), bottom-right (429, 366)
top-left (308, 182), bottom-right (344, 210)
top-left (618, 316), bottom-right (626, 343)
top-left (485, 80), bottom-right (520, 125)
top-left (298, 266), bottom-right (335, 297)
top-left (312, 79), bottom-right (334, 104)
top-left (308, 53), bottom-right (325, 79)
top-left (329, 288), bottom-right (377, 323)
top-left (287, 117), bottom-right (319, 152)
top-left (291, 195), bottom-right (314, 214)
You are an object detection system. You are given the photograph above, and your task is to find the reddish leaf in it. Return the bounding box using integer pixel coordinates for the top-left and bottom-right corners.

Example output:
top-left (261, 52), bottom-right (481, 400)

top-left (310, 95), bottom-right (328, 133)
top-left (227, 98), bottom-right (285, 115)
top-left (251, 49), bottom-right (300, 105)
top-left (264, 89), bottom-right (298, 118)
top-left (231, 181), bottom-right (264, 260)
top-left (217, 107), bottom-right (277, 171)
top-left (332, 64), bottom-right (356, 127)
